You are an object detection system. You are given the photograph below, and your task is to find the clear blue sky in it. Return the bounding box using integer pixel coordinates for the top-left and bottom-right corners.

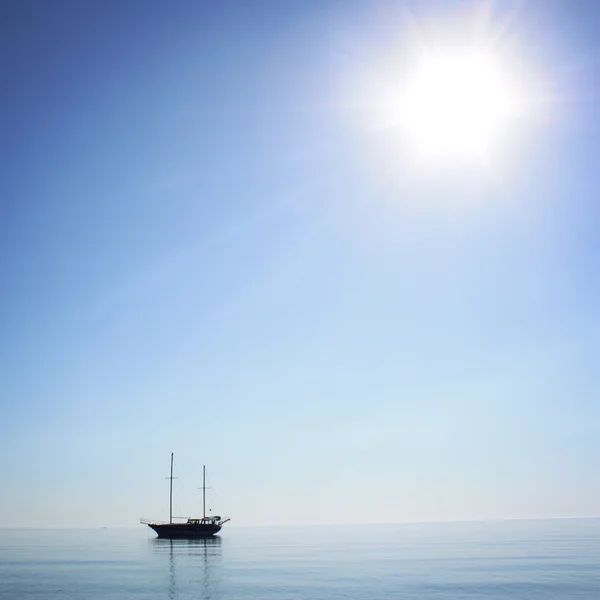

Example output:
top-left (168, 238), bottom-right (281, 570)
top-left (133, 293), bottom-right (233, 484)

top-left (1, 0), bottom-right (599, 527)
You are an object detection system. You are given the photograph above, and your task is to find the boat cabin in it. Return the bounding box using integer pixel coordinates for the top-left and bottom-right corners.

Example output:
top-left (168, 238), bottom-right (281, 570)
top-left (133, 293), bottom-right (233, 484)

top-left (187, 516), bottom-right (221, 525)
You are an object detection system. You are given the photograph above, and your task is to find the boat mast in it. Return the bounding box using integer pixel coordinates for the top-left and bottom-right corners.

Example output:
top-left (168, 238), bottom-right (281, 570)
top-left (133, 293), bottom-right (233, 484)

top-left (169, 453), bottom-right (174, 524)
top-left (203, 465), bottom-right (206, 518)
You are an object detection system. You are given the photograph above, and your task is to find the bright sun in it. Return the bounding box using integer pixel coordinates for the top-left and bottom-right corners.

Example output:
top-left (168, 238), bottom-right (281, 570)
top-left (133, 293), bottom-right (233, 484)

top-left (344, 3), bottom-right (540, 176)
top-left (399, 46), bottom-right (524, 163)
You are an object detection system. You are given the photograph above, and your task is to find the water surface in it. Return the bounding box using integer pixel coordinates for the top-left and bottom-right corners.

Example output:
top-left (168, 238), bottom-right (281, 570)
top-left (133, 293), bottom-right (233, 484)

top-left (1, 519), bottom-right (599, 599)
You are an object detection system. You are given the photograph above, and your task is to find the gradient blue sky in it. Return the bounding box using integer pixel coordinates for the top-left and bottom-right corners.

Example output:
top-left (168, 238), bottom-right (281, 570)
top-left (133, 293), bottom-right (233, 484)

top-left (1, 0), bottom-right (599, 527)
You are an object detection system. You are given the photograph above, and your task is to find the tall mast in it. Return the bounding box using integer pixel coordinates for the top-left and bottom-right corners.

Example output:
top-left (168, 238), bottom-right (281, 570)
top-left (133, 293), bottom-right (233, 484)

top-left (169, 453), bottom-right (174, 524)
top-left (203, 465), bottom-right (206, 518)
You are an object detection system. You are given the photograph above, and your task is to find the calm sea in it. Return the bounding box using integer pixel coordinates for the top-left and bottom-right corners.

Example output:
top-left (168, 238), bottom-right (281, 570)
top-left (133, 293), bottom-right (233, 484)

top-left (1, 519), bottom-right (599, 599)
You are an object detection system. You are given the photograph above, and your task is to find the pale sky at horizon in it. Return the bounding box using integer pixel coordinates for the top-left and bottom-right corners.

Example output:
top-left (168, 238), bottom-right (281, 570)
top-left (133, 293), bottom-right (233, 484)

top-left (1, 0), bottom-right (599, 528)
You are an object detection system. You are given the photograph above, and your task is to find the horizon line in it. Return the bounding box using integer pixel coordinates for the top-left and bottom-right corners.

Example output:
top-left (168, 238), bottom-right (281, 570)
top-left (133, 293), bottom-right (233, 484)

top-left (2, 515), bottom-right (599, 530)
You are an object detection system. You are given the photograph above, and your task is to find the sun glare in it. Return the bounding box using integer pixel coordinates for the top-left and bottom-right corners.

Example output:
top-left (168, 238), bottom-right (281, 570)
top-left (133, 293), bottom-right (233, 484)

top-left (400, 46), bottom-right (524, 163)
top-left (343, 3), bottom-right (541, 179)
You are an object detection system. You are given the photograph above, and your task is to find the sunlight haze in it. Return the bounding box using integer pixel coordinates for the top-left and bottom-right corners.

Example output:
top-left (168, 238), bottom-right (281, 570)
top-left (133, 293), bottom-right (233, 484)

top-left (1, 0), bottom-right (599, 528)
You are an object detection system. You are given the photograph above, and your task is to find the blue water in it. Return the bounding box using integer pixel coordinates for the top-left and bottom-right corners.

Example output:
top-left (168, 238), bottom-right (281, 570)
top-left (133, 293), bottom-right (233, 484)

top-left (1, 519), bottom-right (599, 599)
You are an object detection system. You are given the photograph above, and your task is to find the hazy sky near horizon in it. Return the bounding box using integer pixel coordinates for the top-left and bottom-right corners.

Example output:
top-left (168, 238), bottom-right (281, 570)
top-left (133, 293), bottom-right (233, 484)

top-left (1, 0), bottom-right (599, 527)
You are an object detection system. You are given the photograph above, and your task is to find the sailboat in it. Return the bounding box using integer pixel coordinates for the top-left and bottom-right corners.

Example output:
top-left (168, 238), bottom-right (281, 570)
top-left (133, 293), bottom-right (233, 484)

top-left (142, 453), bottom-right (230, 538)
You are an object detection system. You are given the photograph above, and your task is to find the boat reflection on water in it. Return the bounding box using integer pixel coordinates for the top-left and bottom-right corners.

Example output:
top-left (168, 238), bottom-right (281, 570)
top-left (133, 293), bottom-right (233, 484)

top-left (152, 535), bottom-right (223, 555)
top-left (151, 536), bottom-right (222, 600)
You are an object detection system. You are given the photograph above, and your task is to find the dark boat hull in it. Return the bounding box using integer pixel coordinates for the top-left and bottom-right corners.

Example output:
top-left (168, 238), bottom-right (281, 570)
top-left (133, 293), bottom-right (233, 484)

top-left (148, 523), bottom-right (222, 538)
